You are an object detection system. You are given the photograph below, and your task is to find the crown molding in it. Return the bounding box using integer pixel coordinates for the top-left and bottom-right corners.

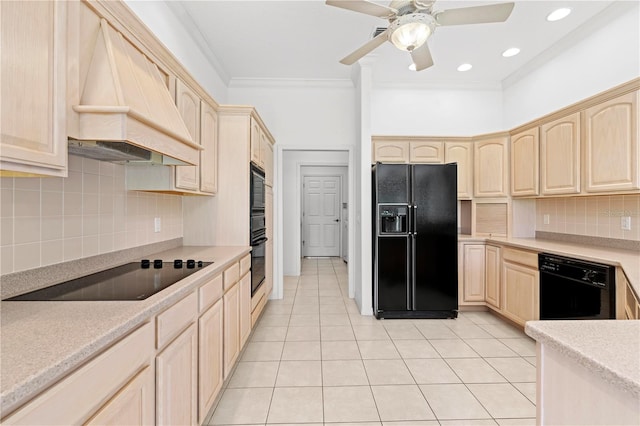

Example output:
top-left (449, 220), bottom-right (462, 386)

top-left (228, 78), bottom-right (355, 89)
top-left (164, 1), bottom-right (231, 86)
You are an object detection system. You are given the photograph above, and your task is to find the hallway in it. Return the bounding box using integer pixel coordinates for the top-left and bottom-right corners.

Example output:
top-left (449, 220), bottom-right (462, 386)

top-left (206, 258), bottom-right (536, 425)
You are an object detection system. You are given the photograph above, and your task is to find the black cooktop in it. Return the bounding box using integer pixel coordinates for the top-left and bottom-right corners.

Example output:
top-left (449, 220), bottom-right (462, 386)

top-left (5, 259), bottom-right (212, 301)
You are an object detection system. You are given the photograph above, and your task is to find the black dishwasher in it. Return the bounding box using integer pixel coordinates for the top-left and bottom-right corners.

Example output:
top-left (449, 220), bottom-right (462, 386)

top-left (539, 253), bottom-right (615, 320)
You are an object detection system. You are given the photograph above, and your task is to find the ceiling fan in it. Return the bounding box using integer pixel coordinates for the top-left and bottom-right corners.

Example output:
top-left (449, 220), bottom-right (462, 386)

top-left (326, 0), bottom-right (515, 71)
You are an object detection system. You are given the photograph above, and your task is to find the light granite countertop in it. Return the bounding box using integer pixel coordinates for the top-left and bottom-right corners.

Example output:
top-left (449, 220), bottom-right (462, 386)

top-left (458, 235), bottom-right (640, 296)
top-left (0, 245), bottom-right (250, 416)
top-left (525, 320), bottom-right (640, 398)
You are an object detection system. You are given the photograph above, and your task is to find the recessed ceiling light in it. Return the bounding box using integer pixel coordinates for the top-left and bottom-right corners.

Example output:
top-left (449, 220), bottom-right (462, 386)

top-left (457, 63), bottom-right (472, 72)
top-left (502, 47), bottom-right (521, 57)
top-left (409, 63), bottom-right (417, 71)
top-left (547, 8), bottom-right (571, 22)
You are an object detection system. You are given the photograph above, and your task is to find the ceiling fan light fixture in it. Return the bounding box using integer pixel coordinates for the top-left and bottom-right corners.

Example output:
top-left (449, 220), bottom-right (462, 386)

top-left (409, 63), bottom-right (417, 71)
top-left (457, 63), bottom-right (473, 72)
top-left (547, 8), bottom-right (571, 22)
top-left (389, 13), bottom-right (434, 52)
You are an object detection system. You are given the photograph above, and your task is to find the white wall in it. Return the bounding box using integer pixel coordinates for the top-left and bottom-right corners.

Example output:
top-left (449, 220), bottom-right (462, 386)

top-left (124, 0), bottom-right (229, 103)
top-left (281, 151), bottom-right (349, 276)
top-left (503, 2), bottom-right (640, 128)
top-left (228, 84), bottom-right (357, 147)
top-left (372, 87), bottom-right (504, 136)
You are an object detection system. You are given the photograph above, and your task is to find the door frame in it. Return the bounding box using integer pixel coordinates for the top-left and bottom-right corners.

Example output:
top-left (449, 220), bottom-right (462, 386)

top-left (275, 145), bottom-right (355, 300)
top-left (300, 169), bottom-right (346, 258)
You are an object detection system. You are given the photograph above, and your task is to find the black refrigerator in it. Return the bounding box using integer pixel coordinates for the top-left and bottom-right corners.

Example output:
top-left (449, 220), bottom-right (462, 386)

top-left (372, 163), bottom-right (458, 319)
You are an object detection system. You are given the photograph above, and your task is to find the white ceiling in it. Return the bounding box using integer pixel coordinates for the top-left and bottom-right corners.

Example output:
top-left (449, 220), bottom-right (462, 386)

top-left (169, 0), bottom-right (617, 87)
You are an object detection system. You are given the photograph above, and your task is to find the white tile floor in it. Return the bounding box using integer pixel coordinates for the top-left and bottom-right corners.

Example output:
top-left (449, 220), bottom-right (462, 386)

top-left (205, 258), bottom-right (537, 426)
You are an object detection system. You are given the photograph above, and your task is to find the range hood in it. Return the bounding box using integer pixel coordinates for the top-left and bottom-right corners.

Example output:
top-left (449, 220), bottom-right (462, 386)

top-left (69, 19), bottom-right (200, 166)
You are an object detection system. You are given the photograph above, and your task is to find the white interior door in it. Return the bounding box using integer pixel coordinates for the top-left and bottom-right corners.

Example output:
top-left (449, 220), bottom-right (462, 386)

top-left (302, 175), bottom-right (341, 257)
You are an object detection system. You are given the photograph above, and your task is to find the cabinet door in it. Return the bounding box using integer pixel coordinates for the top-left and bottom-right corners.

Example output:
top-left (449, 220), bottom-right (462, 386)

top-left (175, 80), bottom-right (201, 191)
top-left (265, 186), bottom-right (274, 298)
top-left (198, 300), bottom-right (223, 425)
top-left (263, 138), bottom-right (274, 187)
top-left (540, 112), bottom-right (581, 195)
top-left (259, 126), bottom-right (268, 169)
top-left (240, 272), bottom-right (252, 349)
top-left (510, 128), bottom-right (539, 197)
top-left (502, 261), bottom-right (539, 327)
top-left (0, 1), bottom-right (67, 177)
top-left (372, 141), bottom-right (409, 163)
top-left (485, 245), bottom-right (501, 310)
top-left (444, 142), bottom-right (473, 199)
top-left (409, 141), bottom-right (443, 163)
top-left (462, 244), bottom-right (485, 303)
top-left (583, 91), bottom-right (639, 193)
top-left (156, 323), bottom-right (198, 426)
top-left (474, 137), bottom-right (509, 197)
top-left (250, 117), bottom-right (262, 166)
top-left (199, 101), bottom-right (218, 194)
top-left (223, 283), bottom-right (240, 379)
top-left (86, 367), bottom-right (155, 426)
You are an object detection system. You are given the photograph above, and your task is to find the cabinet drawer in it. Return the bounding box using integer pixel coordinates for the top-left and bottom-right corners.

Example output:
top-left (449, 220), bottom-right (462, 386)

top-left (157, 291), bottom-right (197, 349)
top-left (251, 293), bottom-right (267, 327)
top-left (502, 247), bottom-right (538, 268)
top-left (4, 323), bottom-right (153, 425)
top-left (251, 284), bottom-right (265, 311)
top-left (199, 273), bottom-right (223, 313)
top-left (223, 262), bottom-right (240, 291)
top-left (240, 254), bottom-right (251, 277)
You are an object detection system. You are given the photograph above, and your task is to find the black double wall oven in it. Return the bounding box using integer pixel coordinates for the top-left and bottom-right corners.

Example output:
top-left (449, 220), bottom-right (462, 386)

top-left (250, 165), bottom-right (267, 296)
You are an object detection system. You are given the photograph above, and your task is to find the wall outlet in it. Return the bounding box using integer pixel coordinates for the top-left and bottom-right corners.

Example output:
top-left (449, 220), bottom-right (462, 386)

top-left (621, 216), bottom-right (631, 231)
top-left (154, 217), bottom-right (161, 233)
top-left (543, 214), bottom-right (550, 225)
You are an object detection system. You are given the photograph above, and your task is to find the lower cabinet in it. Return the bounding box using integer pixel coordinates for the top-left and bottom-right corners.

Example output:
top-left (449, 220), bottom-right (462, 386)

top-left (223, 282), bottom-right (240, 379)
top-left (156, 323), bottom-right (198, 426)
top-left (485, 245), bottom-right (501, 310)
top-left (460, 243), bottom-right (486, 305)
top-left (502, 252), bottom-right (539, 327)
top-left (3, 323), bottom-right (155, 425)
top-left (198, 299), bottom-right (223, 425)
top-left (240, 272), bottom-right (252, 348)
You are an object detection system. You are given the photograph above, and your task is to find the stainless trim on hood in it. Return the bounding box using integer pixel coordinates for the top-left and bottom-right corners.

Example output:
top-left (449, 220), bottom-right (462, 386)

top-left (69, 19), bottom-right (200, 166)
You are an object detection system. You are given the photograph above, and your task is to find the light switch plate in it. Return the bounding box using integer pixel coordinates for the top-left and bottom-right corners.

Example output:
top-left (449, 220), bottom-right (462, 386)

top-left (154, 217), bottom-right (161, 233)
top-left (543, 214), bottom-right (550, 225)
top-left (621, 216), bottom-right (631, 230)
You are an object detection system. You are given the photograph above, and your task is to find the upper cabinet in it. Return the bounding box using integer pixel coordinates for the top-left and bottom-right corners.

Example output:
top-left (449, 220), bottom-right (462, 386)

top-left (175, 80), bottom-right (201, 191)
top-left (474, 136), bottom-right (509, 198)
top-left (0, 1), bottom-right (68, 177)
top-left (200, 101), bottom-right (218, 194)
top-left (372, 140), bottom-right (409, 163)
top-left (444, 142), bottom-right (473, 199)
top-left (510, 128), bottom-right (539, 197)
top-left (409, 141), bottom-right (443, 163)
top-left (540, 112), bottom-right (581, 195)
top-left (583, 91), bottom-right (639, 193)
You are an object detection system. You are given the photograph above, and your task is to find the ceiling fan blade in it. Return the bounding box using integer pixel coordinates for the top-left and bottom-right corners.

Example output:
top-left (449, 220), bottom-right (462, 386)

top-left (326, 0), bottom-right (397, 18)
top-left (410, 42), bottom-right (434, 71)
top-left (340, 29), bottom-right (390, 65)
top-left (435, 2), bottom-right (515, 26)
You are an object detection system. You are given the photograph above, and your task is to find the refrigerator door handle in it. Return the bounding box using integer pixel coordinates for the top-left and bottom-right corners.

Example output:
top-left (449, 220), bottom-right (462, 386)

top-left (413, 205), bottom-right (418, 235)
top-left (411, 233), bottom-right (417, 309)
top-left (407, 235), bottom-right (412, 310)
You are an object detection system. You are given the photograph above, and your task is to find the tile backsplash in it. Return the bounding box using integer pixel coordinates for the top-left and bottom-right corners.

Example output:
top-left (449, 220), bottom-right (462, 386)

top-left (0, 156), bottom-right (183, 274)
top-left (536, 194), bottom-right (640, 241)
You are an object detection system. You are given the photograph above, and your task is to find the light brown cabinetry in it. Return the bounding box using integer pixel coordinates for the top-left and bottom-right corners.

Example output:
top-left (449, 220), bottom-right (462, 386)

top-left (540, 112), bottom-right (581, 195)
top-left (510, 128), bottom-right (539, 197)
top-left (445, 142), bottom-right (473, 199)
top-left (460, 244), bottom-right (486, 305)
top-left (223, 281), bottom-right (240, 379)
top-left (263, 136), bottom-right (274, 187)
top-left (240, 263), bottom-right (252, 348)
top-left (485, 244), bottom-right (501, 310)
top-left (3, 323), bottom-right (154, 425)
top-left (501, 248), bottom-right (539, 327)
top-left (265, 185), bottom-right (274, 298)
top-left (0, 0), bottom-right (68, 177)
top-left (409, 141), bottom-right (443, 163)
top-left (474, 136), bottom-right (509, 197)
top-left (175, 80), bottom-right (201, 191)
top-left (250, 117), bottom-right (264, 168)
top-left (372, 140), bottom-right (409, 163)
top-left (198, 299), bottom-right (223, 424)
top-left (155, 292), bottom-right (198, 426)
top-left (621, 272), bottom-right (639, 320)
top-left (199, 101), bottom-right (218, 194)
top-left (583, 91), bottom-right (639, 193)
